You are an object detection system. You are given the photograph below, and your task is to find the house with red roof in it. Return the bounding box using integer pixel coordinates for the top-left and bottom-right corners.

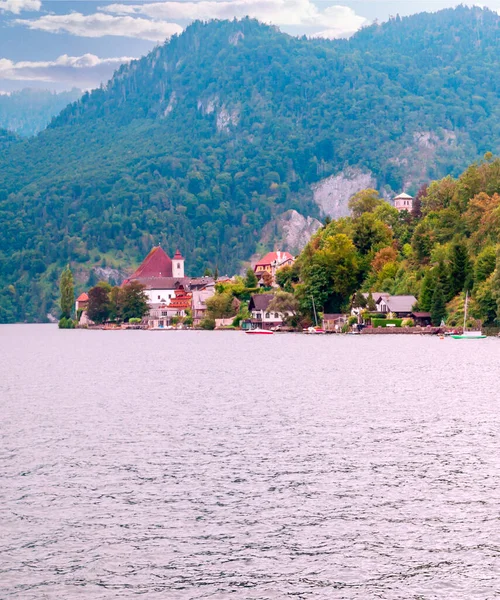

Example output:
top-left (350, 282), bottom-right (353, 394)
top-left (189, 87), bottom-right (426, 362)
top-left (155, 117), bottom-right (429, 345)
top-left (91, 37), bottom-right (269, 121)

top-left (253, 250), bottom-right (295, 285)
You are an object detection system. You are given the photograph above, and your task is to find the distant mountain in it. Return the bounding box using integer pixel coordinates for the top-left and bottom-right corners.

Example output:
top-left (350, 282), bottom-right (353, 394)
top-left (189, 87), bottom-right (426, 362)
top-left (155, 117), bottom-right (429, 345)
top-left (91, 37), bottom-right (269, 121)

top-left (0, 89), bottom-right (82, 136)
top-left (1, 7), bottom-right (500, 322)
top-left (0, 129), bottom-right (19, 151)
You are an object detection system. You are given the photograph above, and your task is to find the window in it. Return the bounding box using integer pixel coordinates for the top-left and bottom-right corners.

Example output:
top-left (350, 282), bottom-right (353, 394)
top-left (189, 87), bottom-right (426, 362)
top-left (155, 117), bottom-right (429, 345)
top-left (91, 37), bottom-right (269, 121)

top-left (162, 311), bottom-right (168, 317)
top-left (158, 295), bottom-right (160, 300)
top-left (177, 263), bottom-right (181, 269)
top-left (275, 313), bottom-right (279, 319)
top-left (265, 312), bottom-right (270, 319)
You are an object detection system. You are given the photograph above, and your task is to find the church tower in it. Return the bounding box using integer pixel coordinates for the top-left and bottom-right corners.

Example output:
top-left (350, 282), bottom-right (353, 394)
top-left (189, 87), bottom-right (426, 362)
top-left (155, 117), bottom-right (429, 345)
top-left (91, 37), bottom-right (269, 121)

top-left (172, 249), bottom-right (185, 278)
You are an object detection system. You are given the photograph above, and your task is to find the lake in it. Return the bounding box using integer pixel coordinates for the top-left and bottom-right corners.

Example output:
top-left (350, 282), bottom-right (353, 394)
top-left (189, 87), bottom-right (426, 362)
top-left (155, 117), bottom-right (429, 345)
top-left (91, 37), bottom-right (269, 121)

top-left (1, 325), bottom-right (500, 598)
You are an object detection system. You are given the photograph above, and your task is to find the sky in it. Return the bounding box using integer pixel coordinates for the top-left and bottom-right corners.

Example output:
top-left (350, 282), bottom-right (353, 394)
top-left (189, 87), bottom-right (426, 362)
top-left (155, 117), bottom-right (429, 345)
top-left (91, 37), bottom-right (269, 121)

top-left (1, 0), bottom-right (499, 92)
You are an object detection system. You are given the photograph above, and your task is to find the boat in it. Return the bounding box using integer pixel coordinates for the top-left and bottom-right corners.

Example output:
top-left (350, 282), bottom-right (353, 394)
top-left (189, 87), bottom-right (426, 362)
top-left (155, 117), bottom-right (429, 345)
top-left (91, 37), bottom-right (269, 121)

top-left (451, 292), bottom-right (486, 339)
top-left (306, 326), bottom-right (326, 334)
top-left (245, 328), bottom-right (274, 335)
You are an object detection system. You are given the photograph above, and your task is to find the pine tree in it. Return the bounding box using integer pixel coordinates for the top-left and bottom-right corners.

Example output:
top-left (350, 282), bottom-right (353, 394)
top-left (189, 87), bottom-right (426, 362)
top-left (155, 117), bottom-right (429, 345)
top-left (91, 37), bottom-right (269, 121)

top-left (419, 271), bottom-right (434, 312)
top-left (367, 291), bottom-right (377, 312)
top-left (59, 266), bottom-right (74, 319)
top-left (449, 239), bottom-right (471, 297)
top-left (431, 283), bottom-right (446, 326)
top-left (435, 259), bottom-right (451, 302)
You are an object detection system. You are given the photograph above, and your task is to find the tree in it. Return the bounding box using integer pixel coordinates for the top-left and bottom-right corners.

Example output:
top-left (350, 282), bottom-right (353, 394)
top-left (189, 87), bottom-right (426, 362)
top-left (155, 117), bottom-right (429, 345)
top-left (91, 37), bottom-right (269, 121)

top-left (352, 290), bottom-right (367, 309)
top-left (118, 281), bottom-right (149, 322)
top-left (411, 184), bottom-right (427, 218)
top-left (267, 291), bottom-right (299, 323)
top-left (419, 270), bottom-right (434, 312)
top-left (205, 292), bottom-right (235, 319)
top-left (449, 238), bottom-right (471, 297)
top-left (261, 271), bottom-right (273, 287)
top-left (275, 264), bottom-right (299, 292)
top-left (87, 285), bottom-right (111, 324)
top-left (59, 266), bottom-right (74, 319)
top-left (367, 291), bottom-right (377, 312)
top-left (348, 189), bottom-right (384, 218)
top-left (431, 283), bottom-right (446, 326)
top-left (492, 248), bottom-right (500, 323)
top-left (474, 246), bottom-right (497, 284)
top-left (244, 268), bottom-right (258, 288)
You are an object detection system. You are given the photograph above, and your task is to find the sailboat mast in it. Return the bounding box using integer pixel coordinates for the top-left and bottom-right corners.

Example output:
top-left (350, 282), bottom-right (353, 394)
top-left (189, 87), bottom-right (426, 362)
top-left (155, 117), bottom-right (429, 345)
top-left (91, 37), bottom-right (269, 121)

top-left (463, 291), bottom-right (468, 333)
top-left (311, 295), bottom-right (318, 327)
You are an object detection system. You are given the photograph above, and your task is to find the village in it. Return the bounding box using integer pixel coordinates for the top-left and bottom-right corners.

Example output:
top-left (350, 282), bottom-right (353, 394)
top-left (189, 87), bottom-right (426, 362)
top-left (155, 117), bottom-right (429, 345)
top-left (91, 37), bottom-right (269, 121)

top-left (70, 192), bottom-right (448, 335)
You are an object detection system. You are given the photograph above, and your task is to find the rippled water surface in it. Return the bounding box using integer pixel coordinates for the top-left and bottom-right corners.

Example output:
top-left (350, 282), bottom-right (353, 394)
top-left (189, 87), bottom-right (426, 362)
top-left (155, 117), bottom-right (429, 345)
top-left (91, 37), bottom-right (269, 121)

top-left (1, 325), bottom-right (500, 599)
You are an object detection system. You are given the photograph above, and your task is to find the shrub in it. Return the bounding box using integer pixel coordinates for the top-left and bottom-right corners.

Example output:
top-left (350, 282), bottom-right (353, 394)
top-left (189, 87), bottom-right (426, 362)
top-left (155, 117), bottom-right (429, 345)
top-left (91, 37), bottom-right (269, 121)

top-left (58, 317), bottom-right (75, 329)
top-left (348, 315), bottom-right (358, 326)
top-left (200, 318), bottom-right (216, 330)
top-left (402, 318), bottom-right (415, 327)
top-left (129, 317), bottom-right (141, 324)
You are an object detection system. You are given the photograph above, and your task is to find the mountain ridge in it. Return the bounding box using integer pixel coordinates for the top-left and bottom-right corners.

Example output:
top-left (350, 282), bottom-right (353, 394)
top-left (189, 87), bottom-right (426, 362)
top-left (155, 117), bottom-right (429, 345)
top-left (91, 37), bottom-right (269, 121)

top-left (1, 7), bottom-right (500, 322)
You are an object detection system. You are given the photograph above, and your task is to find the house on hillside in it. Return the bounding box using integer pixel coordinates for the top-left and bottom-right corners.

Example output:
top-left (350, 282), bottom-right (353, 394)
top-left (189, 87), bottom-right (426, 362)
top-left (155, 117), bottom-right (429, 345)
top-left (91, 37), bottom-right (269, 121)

top-left (253, 250), bottom-right (295, 285)
top-left (351, 291), bottom-right (389, 316)
top-left (394, 192), bottom-right (413, 213)
top-left (248, 294), bottom-right (292, 330)
top-left (377, 295), bottom-right (417, 318)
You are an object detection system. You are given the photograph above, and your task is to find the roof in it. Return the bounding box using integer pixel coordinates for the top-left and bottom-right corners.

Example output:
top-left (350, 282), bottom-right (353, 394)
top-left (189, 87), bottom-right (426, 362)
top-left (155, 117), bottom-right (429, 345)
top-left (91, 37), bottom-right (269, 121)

top-left (363, 291), bottom-right (389, 302)
top-left (133, 277), bottom-right (191, 290)
top-left (189, 277), bottom-right (215, 290)
top-left (192, 288), bottom-right (215, 310)
top-left (394, 192), bottom-right (413, 200)
top-left (76, 292), bottom-right (88, 302)
top-left (173, 249), bottom-right (184, 260)
top-left (255, 251), bottom-right (294, 269)
top-left (383, 295), bottom-right (417, 313)
top-left (412, 312), bottom-right (431, 318)
top-left (323, 314), bottom-right (346, 321)
top-left (128, 247), bottom-right (173, 281)
top-left (248, 294), bottom-right (275, 311)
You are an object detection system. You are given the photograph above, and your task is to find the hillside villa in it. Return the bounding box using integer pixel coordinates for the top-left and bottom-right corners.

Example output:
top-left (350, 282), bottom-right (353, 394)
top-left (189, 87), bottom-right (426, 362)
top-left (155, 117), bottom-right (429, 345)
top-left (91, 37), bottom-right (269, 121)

top-left (253, 250), bottom-right (295, 286)
top-left (394, 192), bottom-right (414, 213)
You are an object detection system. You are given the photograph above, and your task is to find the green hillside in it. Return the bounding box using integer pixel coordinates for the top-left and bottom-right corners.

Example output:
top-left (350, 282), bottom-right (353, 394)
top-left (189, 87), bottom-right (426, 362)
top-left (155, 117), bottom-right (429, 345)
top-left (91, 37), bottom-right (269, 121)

top-left (1, 7), bottom-right (500, 322)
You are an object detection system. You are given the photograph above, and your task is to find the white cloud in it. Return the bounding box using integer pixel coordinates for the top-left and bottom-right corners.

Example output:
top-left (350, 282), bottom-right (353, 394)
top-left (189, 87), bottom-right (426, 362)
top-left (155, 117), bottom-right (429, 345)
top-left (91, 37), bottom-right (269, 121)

top-left (16, 12), bottom-right (183, 41)
top-left (0, 53), bottom-right (133, 87)
top-left (102, 0), bottom-right (368, 37)
top-left (0, 0), bottom-right (40, 13)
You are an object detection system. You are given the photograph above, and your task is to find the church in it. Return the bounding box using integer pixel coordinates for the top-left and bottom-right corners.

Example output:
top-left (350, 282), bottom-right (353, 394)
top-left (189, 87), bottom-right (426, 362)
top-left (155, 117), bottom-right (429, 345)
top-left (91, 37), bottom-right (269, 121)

top-left (122, 246), bottom-right (215, 328)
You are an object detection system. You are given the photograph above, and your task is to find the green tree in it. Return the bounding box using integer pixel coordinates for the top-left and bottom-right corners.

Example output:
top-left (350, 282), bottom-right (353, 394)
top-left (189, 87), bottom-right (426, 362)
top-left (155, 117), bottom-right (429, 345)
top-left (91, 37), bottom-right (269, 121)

top-left (366, 291), bottom-right (377, 312)
top-left (352, 290), bottom-right (367, 309)
top-left (275, 264), bottom-right (299, 292)
top-left (449, 239), bottom-right (471, 297)
top-left (474, 246), bottom-right (497, 284)
top-left (87, 285), bottom-right (111, 324)
top-left (267, 291), bottom-right (299, 323)
top-left (59, 266), bottom-right (74, 319)
top-left (118, 281), bottom-right (149, 322)
top-left (492, 248), bottom-right (500, 322)
top-left (418, 270), bottom-right (434, 312)
top-left (205, 292), bottom-right (235, 319)
top-left (244, 268), bottom-right (258, 288)
top-left (348, 189), bottom-right (384, 218)
top-left (475, 275), bottom-right (497, 325)
top-left (431, 283), bottom-right (446, 326)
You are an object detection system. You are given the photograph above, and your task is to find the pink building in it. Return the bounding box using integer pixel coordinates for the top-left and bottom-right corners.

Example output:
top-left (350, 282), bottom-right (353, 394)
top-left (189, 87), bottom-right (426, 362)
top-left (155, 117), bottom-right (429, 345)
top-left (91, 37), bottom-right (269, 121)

top-left (394, 192), bottom-right (413, 213)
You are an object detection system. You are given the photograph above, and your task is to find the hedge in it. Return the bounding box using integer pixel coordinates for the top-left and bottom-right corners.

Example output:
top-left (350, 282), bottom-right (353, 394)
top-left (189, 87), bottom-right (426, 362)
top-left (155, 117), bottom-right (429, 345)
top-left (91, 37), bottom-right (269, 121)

top-left (372, 318), bottom-right (403, 328)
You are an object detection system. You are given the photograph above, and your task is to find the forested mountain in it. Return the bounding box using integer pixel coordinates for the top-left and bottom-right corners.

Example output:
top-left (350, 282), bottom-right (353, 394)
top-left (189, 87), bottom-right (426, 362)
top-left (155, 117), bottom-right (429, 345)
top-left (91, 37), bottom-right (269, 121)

top-left (0, 89), bottom-right (82, 137)
top-left (1, 7), bottom-right (500, 322)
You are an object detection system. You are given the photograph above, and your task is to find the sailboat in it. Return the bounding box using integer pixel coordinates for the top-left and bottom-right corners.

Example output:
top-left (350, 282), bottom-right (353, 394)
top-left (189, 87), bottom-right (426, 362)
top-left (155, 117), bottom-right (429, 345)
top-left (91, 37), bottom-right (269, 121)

top-left (451, 292), bottom-right (486, 339)
top-left (306, 295), bottom-right (325, 334)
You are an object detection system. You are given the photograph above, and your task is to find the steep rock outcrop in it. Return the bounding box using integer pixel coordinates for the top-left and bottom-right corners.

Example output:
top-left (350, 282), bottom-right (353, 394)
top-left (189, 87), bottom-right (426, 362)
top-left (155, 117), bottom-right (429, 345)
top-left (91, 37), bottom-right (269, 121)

top-left (312, 169), bottom-right (377, 219)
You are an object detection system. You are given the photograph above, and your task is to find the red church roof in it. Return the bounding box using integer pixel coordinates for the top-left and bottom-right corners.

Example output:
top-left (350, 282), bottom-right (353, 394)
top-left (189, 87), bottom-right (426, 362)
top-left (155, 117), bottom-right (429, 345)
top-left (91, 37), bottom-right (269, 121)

top-left (128, 247), bottom-right (173, 281)
top-left (76, 292), bottom-right (88, 302)
top-left (173, 249), bottom-right (184, 260)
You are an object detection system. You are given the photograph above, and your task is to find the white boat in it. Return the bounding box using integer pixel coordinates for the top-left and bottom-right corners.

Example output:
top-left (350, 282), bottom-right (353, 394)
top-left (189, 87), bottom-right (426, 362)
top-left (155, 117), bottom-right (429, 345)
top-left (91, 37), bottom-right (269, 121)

top-left (306, 326), bottom-right (326, 334)
top-left (245, 328), bottom-right (274, 335)
top-left (451, 292), bottom-right (486, 339)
